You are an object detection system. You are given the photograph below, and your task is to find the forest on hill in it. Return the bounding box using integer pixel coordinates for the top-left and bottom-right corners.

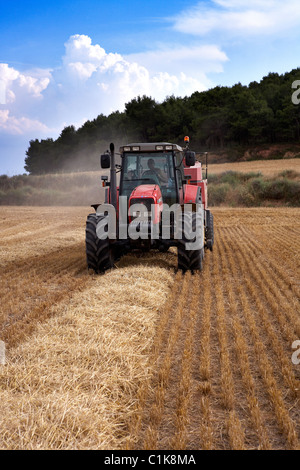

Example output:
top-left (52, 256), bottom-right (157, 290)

top-left (24, 68), bottom-right (300, 175)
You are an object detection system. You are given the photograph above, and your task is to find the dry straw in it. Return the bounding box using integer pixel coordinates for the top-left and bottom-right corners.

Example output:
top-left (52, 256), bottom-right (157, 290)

top-left (0, 264), bottom-right (174, 450)
top-left (222, 229), bottom-right (299, 450)
top-left (0, 206), bottom-right (299, 450)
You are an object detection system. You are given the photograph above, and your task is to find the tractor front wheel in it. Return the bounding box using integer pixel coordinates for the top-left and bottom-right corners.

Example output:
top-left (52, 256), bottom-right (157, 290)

top-left (205, 210), bottom-right (214, 251)
top-left (177, 211), bottom-right (204, 273)
top-left (85, 213), bottom-right (114, 273)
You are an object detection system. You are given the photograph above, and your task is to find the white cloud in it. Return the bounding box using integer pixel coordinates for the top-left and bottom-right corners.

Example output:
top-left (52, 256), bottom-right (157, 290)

top-left (67, 61), bottom-right (98, 80)
top-left (0, 63), bottom-right (50, 101)
top-left (126, 45), bottom-right (228, 85)
top-left (62, 34), bottom-right (124, 80)
top-left (172, 0), bottom-right (300, 37)
top-left (18, 74), bottom-right (50, 97)
top-left (0, 109), bottom-right (49, 135)
top-left (0, 64), bottom-right (19, 83)
top-left (0, 64), bottom-right (52, 135)
top-left (214, 0), bottom-right (276, 8)
top-left (64, 34), bottom-right (106, 64)
top-left (151, 71), bottom-right (209, 98)
top-left (0, 34), bottom-right (228, 141)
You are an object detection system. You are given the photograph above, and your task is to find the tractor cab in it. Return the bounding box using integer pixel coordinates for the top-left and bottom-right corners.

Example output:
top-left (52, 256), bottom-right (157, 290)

top-left (119, 143), bottom-right (187, 207)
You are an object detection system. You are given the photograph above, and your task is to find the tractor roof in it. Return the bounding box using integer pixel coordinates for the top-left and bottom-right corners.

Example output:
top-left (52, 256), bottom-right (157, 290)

top-left (120, 142), bottom-right (184, 153)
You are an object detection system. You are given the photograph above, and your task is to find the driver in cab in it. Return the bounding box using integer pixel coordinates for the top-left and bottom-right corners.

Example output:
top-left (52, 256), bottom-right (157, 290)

top-left (143, 158), bottom-right (168, 185)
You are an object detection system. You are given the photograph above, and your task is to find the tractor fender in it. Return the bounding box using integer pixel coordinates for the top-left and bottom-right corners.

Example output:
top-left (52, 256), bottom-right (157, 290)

top-left (183, 184), bottom-right (202, 205)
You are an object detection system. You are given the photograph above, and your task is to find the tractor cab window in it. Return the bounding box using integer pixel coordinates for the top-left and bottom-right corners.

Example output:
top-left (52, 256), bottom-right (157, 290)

top-left (120, 152), bottom-right (178, 205)
top-left (175, 152), bottom-right (185, 189)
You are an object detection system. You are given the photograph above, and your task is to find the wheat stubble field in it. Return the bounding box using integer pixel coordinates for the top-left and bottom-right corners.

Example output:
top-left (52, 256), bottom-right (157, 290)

top-left (0, 206), bottom-right (299, 450)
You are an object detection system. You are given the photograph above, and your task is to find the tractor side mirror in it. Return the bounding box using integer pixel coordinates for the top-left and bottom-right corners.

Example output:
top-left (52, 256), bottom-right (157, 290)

top-left (101, 153), bottom-right (111, 169)
top-left (185, 151), bottom-right (196, 167)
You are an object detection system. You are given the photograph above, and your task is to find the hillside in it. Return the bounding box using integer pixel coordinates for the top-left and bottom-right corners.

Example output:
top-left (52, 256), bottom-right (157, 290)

top-left (205, 143), bottom-right (300, 164)
top-left (208, 156), bottom-right (300, 176)
top-left (0, 158), bottom-right (299, 207)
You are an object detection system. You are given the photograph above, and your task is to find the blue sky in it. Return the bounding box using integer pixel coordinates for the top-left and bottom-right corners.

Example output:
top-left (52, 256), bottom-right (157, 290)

top-left (1, 0), bottom-right (300, 174)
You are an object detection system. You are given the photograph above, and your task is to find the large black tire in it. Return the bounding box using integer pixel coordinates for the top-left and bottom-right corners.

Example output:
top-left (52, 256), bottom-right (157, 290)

top-left (85, 213), bottom-right (114, 273)
top-left (177, 211), bottom-right (204, 273)
top-left (205, 210), bottom-right (214, 251)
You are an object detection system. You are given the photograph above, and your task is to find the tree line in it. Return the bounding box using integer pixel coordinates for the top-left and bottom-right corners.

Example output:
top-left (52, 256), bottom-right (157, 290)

top-left (24, 68), bottom-right (300, 174)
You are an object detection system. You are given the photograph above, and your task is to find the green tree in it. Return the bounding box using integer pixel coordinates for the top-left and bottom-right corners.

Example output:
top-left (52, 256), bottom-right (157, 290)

top-left (125, 95), bottom-right (158, 141)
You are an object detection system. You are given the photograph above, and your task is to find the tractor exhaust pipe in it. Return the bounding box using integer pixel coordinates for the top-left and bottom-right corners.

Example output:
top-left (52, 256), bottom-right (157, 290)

top-left (110, 142), bottom-right (117, 211)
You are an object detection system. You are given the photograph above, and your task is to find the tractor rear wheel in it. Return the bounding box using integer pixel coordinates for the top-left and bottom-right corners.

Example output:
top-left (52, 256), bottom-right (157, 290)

top-left (177, 211), bottom-right (204, 273)
top-left (205, 210), bottom-right (214, 251)
top-left (85, 213), bottom-right (114, 273)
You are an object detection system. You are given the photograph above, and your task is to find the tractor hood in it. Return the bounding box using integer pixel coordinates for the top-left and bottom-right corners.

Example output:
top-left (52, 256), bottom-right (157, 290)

top-left (130, 184), bottom-right (162, 202)
top-left (128, 184), bottom-right (163, 224)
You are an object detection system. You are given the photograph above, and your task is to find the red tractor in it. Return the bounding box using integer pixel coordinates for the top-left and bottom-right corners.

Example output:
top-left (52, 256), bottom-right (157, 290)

top-left (85, 138), bottom-right (214, 273)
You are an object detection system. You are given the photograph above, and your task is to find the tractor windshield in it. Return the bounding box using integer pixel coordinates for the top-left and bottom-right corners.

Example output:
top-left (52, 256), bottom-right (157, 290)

top-left (120, 152), bottom-right (178, 205)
